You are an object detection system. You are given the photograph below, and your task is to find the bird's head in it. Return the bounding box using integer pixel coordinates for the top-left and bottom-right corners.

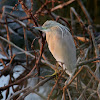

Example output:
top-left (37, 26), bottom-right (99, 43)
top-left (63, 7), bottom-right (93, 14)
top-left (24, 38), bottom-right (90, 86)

top-left (34, 20), bottom-right (61, 33)
top-left (34, 20), bottom-right (70, 36)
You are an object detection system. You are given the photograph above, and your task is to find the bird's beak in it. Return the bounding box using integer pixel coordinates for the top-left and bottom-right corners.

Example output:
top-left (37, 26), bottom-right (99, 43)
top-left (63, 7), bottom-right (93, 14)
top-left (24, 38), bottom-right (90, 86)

top-left (34, 27), bottom-right (44, 31)
top-left (35, 27), bottom-right (42, 30)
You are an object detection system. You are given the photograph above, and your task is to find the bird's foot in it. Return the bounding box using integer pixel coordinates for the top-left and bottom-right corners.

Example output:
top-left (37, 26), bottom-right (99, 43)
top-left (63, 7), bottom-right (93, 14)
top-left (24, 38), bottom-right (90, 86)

top-left (45, 69), bottom-right (58, 78)
top-left (45, 63), bottom-right (61, 78)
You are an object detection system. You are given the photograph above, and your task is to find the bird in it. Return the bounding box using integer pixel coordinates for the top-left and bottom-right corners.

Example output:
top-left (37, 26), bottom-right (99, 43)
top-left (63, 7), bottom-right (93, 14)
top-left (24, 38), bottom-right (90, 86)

top-left (35, 20), bottom-right (76, 77)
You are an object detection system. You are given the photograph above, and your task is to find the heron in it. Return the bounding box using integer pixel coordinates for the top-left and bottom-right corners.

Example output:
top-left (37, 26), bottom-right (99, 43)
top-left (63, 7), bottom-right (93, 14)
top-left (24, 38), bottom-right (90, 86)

top-left (35, 20), bottom-right (76, 78)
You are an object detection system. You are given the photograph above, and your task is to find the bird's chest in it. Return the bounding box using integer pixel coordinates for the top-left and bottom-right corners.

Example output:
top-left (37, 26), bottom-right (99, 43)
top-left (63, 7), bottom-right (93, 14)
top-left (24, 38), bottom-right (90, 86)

top-left (46, 32), bottom-right (63, 59)
top-left (46, 32), bottom-right (59, 48)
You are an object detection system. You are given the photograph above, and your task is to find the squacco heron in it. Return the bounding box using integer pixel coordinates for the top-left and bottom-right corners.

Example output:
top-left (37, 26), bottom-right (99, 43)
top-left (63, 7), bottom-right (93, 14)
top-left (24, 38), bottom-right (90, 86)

top-left (35, 20), bottom-right (76, 77)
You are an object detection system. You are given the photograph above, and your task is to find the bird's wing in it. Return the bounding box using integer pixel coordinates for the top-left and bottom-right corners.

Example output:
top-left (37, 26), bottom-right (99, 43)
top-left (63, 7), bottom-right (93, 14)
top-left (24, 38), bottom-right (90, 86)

top-left (56, 25), bottom-right (76, 66)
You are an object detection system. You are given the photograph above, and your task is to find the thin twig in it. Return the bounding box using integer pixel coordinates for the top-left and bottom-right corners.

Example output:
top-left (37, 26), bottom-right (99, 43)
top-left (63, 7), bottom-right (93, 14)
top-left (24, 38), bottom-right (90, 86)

top-left (51, 0), bottom-right (75, 12)
top-left (76, 0), bottom-right (93, 24)
top-left (47, 71), bottom-right (64, 100)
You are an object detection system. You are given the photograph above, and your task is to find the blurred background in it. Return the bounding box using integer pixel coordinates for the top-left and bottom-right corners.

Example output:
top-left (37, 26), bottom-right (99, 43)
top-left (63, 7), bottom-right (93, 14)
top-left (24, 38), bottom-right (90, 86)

top-left (0, 0), bottom-right (100, 100)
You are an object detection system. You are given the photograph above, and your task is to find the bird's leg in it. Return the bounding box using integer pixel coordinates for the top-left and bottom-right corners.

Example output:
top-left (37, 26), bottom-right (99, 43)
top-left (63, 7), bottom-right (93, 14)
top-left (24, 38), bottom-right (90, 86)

top-left (62, 68), bottom-right (80, 100)
top-left (65, 68), bottom-right (76, 85)
top-left (45, 62), bottom-right (60, 78)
